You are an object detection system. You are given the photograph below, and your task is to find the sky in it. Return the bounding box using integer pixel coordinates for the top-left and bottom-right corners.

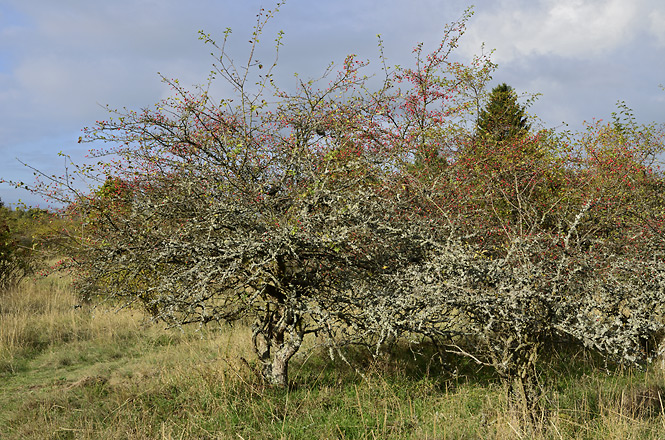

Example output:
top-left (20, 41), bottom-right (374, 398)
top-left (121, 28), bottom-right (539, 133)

top-left (1, 0), bottom-right (664, 208)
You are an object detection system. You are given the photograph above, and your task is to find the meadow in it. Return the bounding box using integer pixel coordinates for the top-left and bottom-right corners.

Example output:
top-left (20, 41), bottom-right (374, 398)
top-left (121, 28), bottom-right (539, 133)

top-left (1, 273), bottom-right (665, 440)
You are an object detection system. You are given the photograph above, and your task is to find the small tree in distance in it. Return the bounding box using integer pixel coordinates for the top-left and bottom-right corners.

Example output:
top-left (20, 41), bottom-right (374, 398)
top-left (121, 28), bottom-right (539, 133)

top-left (0, 200), bottom-right (53, 290)
top-left (476, 82), bottom-right (530, 143)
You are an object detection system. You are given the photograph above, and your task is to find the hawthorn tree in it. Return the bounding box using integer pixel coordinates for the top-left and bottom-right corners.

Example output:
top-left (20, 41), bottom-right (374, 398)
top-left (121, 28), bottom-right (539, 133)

top-left (370, 112), bottom-right (665, 417)
top-left (20, 5), bottom-right (491, 387)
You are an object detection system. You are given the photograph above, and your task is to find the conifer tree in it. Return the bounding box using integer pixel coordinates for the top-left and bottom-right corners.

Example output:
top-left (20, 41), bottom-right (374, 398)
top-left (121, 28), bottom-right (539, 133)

top-left (476, 83), bottom-right (529, 143)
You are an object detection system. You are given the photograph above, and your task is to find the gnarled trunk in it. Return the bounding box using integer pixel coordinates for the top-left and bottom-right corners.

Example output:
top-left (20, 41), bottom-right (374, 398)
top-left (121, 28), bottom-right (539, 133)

top-left (495, 337), bottom-right (544, 426)
top-left (252, 303), bottom-right (304, 387)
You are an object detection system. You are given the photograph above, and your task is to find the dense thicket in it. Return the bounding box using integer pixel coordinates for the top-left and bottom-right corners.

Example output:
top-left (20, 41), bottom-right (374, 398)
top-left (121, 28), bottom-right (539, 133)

top-left (12, 4), bottom-right (665, 420)
top-left (0, 200), bottom-right (54, 290)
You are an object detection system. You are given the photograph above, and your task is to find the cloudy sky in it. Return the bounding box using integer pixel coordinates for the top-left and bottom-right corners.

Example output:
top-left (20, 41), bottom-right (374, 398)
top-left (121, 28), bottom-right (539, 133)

top-left (1, 0), bottom-right (663, 207)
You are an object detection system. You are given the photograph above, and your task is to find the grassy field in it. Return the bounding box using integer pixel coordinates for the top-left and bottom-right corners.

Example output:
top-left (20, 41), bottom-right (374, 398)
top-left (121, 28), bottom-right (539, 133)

top-left (2, 274), bottom-right (665, 439)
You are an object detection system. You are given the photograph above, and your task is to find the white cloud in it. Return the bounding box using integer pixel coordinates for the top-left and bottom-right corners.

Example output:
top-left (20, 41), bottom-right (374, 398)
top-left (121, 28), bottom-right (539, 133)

top-left (462, 0), bottom-right (651, 62)
top-left (650, 10), bottom-right (665, 46)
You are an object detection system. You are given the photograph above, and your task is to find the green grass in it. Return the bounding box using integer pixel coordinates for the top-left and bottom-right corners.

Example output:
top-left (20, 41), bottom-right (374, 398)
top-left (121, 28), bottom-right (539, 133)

top-left (2, 275), bottom-right (665, 439)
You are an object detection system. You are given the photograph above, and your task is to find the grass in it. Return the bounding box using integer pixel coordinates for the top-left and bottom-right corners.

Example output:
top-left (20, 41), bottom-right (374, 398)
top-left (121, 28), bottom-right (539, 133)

top-left (2, 274), bottom-right (665, 439)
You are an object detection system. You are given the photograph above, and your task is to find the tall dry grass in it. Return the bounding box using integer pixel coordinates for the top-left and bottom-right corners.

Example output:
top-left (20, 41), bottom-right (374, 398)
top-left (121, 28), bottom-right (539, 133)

top-left (2, 273), bottom-right (665, 439)
top-left (0, 273), bottom-right (145, 374)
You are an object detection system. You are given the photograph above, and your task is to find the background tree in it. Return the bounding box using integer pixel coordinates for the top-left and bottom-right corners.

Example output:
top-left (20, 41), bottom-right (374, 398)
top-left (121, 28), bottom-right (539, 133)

top-left (458, 80), bottom-right (561, 250)
top-left (476, 82), bottom-right (530, 143)
top-left (0, 199), bottom-right (23, 289)
top-left (0, 200), bottom-right (53, 290)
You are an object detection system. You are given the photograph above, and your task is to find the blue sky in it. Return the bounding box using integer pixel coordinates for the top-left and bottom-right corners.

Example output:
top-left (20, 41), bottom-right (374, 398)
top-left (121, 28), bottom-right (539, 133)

top-left (1, 0), bottom-right (664, 207)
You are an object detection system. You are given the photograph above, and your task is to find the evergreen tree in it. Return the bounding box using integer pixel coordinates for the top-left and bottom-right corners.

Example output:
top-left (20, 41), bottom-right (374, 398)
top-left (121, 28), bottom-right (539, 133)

top-left (476, 83), bottom-right (530, 143)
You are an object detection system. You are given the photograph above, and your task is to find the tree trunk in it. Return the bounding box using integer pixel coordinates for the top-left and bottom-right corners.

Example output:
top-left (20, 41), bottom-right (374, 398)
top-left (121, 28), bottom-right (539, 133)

top-left (505, 342), bottom-right (543, 427)
top-left (262, 332), bottom-right (302, 387)
top-left (252, 303), bottom-right (303, 387)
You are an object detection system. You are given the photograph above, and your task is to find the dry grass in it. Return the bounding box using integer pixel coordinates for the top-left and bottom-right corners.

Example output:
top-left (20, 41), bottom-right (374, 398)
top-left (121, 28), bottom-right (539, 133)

top-left (2, 274), bottom-right (665, 439)
top-left (0, 273), bottom-right (146, 374)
